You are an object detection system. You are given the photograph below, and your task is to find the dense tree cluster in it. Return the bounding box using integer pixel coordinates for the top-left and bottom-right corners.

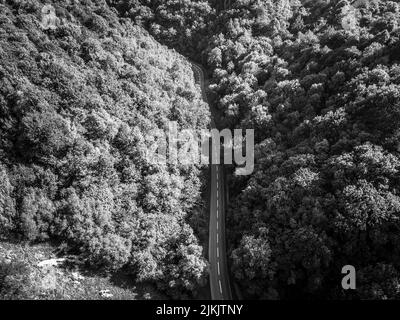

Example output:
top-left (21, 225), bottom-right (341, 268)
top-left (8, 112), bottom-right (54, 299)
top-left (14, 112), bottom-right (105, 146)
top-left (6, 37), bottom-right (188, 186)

top-left (108, 0), bottom-right (215, 56)
top-left (3, 0), bottom-right (400, 300)
top-left (0, 0), bottom-right (210, 298)
top-left (214, 0), bottom-right (400, 299)
top-left (113, 0), bottom-right (400, 299)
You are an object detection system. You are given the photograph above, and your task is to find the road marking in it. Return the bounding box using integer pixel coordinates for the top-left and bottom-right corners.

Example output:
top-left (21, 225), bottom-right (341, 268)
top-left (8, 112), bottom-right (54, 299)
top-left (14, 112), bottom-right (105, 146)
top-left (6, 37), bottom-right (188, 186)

top-left (194, 63), bottom-right (229, 299)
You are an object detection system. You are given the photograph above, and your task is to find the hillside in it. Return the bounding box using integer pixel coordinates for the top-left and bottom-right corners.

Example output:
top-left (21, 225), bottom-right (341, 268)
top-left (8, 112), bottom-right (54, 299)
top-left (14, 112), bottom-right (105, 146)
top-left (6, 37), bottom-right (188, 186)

top-left (3, 0), bottom-right (400, 301)
top-left (111, 0), bottom-right (400, 299)
top-left (0, 0), bottom-right (210, 299)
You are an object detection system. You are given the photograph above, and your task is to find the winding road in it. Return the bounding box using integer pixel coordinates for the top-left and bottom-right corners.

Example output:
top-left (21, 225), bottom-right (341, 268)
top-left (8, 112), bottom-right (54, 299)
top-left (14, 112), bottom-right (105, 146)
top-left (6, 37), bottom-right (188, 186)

top-left (191, 62), bottom-right (232, 300)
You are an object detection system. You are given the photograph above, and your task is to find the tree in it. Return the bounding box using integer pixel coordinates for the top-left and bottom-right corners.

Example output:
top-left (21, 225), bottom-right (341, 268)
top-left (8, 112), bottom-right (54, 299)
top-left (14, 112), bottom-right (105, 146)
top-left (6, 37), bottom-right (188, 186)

top-left (0, 165), bottom-right (15, 234)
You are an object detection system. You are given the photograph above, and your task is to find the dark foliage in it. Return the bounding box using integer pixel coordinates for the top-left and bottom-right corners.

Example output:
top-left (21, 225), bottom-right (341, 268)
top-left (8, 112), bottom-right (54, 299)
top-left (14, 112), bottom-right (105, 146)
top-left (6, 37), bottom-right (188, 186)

top-left (114, 0), bottom-right (400, 299)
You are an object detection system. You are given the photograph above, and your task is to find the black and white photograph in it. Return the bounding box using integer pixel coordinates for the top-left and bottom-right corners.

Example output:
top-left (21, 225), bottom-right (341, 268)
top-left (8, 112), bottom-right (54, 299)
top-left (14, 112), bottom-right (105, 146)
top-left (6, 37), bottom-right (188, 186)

top-left (0, 0), bottom-right (400, 314)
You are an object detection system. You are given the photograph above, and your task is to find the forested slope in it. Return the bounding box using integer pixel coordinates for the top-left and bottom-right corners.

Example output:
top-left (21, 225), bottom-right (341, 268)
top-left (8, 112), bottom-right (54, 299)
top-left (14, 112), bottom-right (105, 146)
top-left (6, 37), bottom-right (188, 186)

top-left (114, 0), bottom-right (400, 299)
top-left (3, 0), bottom-right (400, 300)
top-left (0, 0), bottom-right (210, 299)
top-left (109, 0), bottom-right (215, 56)
top-left (219, 0), bottom-right (400, 300)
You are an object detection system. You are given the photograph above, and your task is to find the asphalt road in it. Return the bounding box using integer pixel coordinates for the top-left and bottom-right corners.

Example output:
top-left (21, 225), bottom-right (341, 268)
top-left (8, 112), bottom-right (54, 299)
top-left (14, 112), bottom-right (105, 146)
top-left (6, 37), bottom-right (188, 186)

top-left (191, 62), bottom-right (232, 300)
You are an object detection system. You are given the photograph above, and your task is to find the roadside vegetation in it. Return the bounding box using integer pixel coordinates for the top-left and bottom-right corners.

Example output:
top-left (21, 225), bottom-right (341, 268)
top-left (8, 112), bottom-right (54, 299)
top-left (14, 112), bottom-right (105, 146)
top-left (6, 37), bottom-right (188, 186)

top-left (0, 0), bottom-right (209, 299)
top-left (113, 0), bottom-right (400, 299)
top-left (3, 0), bottom-right (400, 300)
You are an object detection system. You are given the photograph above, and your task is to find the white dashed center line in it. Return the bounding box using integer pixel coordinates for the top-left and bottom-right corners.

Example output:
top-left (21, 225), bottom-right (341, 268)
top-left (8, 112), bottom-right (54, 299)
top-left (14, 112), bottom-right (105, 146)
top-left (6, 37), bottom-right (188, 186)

top-left (195, 65), bottom-right (225, 299)
top-left (215, 165), bottom-right (223, 296)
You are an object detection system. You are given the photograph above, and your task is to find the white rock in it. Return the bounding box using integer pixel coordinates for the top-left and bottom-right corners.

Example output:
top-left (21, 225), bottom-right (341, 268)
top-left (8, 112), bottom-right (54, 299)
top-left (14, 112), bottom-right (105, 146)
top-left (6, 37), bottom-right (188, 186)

top-left (99, 289), bottom-right (113, 298)
top-left (37, 258), bottom-right (65, 267)
top-left (71, 271), bottom-right (84, 281)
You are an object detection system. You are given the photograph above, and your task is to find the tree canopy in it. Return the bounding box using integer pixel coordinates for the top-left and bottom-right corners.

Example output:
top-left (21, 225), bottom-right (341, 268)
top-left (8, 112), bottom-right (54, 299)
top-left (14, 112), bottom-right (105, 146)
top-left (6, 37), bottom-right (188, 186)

top-left (112, 0), bottom-right (400, 299)
top-left (0, 0), bottom-right (210, 299)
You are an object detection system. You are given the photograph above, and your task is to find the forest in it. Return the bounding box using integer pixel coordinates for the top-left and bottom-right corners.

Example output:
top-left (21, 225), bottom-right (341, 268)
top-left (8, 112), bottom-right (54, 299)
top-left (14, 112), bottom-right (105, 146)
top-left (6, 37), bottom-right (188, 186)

top-left (0, 0), bottom-right (209, 299)
top-left (2, 0), bottom-right (400, 300)
top-left (110, 0), bottom-right (400, 299)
